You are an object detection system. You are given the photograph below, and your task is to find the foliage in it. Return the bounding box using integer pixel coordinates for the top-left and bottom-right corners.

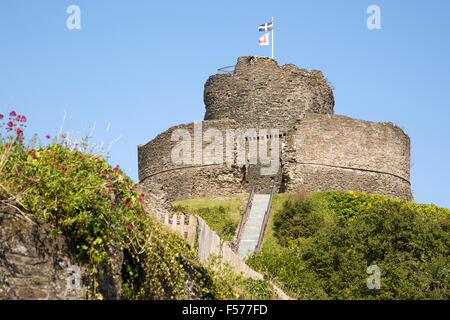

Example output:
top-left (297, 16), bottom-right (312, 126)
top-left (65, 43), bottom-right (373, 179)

top-left (273, 194), bottom-right (328, 246)
top-left (0, 110), bottom-right (271, 300)
top-left (198, 255), bottom-right (277, 300)
top-left (247, 191), bottom-right (449, 300)
top-left (0, 111), bottom-right (214, 299)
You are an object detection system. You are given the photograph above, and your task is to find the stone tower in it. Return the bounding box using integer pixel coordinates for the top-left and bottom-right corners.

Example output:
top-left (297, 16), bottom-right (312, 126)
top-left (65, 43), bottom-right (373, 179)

top-left (204, 56), bottom-right (335, 129)
top-left (138, 56), bottom-right (413, 202)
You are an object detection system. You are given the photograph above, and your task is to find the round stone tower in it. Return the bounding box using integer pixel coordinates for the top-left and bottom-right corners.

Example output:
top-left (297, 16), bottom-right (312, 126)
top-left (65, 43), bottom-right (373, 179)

top-left (138, 55), bottom-right (413, 203)
top-left (204, 56), bottom-right (335, 129)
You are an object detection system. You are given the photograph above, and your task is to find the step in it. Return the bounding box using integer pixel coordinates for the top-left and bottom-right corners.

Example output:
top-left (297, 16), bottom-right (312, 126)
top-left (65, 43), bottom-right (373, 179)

top-left (237, 194), bottom-right (271, 259)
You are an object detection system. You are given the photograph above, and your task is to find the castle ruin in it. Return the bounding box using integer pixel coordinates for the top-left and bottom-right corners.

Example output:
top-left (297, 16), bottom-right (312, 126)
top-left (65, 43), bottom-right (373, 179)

top-left (138, 56), bottom-right (412, 202)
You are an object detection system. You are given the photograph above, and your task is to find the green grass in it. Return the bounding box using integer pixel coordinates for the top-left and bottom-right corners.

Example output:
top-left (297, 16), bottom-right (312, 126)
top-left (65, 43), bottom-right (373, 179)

top-left (172, 194), bottom-right (248, 241)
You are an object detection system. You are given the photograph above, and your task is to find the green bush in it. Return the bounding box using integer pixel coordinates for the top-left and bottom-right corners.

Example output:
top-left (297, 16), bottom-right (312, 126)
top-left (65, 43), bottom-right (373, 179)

top-left (273, 195), bottom-right (328, 246)
top-left (248, 191), bottom-right (449, 300)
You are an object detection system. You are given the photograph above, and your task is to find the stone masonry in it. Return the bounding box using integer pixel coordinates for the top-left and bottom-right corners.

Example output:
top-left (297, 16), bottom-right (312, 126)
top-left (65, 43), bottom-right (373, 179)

top-left (138, 56), bottom-right (413, 202)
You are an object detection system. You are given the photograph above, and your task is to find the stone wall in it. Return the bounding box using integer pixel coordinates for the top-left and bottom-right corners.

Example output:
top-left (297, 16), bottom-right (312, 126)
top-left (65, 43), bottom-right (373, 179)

top-left (282, 114), bottom-right (412, 200)
top-left (0, 201), bottom-right (122, 300)
top-left (138, 120), bottom-right (239, 181)
top-left (138, 119), bottom-right (284, 201)
top-left (159, 214), bottom-right (292, 300)
top-left (204, 56), bottom-right (335, 129)
top-left (138, 56), bottom-right (412, 202)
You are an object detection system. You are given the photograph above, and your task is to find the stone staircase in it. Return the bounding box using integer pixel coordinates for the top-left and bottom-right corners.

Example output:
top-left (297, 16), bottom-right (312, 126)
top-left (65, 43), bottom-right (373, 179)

top-left (237, 193), bottom-right (272, 258)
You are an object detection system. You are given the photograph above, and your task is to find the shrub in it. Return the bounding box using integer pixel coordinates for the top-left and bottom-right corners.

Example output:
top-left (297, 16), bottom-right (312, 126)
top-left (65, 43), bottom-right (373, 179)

top-left (0, 111), bottom-right (209, 299)
top-left (273, 195), bottom-right (328, 246)
top-left (248, 191), bottom-right (449, 300)
top-left (0, 110), bottom-right (269, 300)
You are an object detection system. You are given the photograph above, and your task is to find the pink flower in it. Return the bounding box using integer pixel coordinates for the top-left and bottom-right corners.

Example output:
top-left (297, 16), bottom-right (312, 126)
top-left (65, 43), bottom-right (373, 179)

top-left (7, 121), bottom-right (14, 128)
top-left (127, 224), bottom-right (131, 230)
top-left (50, 163), bottom-right (55, 167)
top-left (14, 115), bottom-right (25, 122)
top-left (123, 200), bottom-right (127, 204)
top-left (15, 127), bottom-right (23, 135)
top-left (60, 165), bottom-right (66, 169)
top-left (0, 114), bottom-right (3, 119)
top-left (140, 193), bottom-right (145, 197)
top-left (9, 111), bottom-right (16, 117)
top-left (138, 198), bottom-right (143, 203)
top-left (45, 135), bottom-right (50, 139)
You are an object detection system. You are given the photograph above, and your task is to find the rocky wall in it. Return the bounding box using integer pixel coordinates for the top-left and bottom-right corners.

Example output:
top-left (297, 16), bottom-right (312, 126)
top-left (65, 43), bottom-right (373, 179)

top-left (204, 56), bottom-right (335, 129)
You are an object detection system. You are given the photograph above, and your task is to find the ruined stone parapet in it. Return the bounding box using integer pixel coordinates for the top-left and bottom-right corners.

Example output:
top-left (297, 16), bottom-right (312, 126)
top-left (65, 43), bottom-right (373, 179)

top-left (204, 56), bottom-right (335, 129)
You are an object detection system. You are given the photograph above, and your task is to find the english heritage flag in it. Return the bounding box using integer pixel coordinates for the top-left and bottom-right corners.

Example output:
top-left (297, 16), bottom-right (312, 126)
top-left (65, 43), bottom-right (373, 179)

top-left (259, 32), bottom-right (270, 46)
top-left (258, 21), bottom-right (273, 32)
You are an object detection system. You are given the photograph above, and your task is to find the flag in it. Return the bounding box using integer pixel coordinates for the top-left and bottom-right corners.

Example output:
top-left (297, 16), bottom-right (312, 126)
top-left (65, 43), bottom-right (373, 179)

top-left (259, 32), bottom-right (269, 46)
top-left (258, 21), bottom-right (273, 32)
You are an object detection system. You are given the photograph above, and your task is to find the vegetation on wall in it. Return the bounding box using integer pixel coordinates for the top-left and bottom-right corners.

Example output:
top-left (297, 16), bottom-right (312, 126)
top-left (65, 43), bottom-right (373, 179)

top-left (0, 110), bottom-right (267, 300)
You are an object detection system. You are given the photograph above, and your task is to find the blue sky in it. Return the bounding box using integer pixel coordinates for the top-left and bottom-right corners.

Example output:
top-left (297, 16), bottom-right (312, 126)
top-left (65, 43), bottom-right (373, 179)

top-left (1, 0), bottom-right (449, 208)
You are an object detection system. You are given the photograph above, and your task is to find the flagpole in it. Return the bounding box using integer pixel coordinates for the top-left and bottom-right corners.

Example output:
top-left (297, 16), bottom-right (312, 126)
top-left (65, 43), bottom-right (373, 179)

top-left (271, 16), bottom-right (274, 59)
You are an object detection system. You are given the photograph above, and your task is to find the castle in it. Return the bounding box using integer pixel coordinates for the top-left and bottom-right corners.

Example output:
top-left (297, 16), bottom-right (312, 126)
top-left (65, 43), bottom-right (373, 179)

top-left (138, 56), bottom-right (412, 203)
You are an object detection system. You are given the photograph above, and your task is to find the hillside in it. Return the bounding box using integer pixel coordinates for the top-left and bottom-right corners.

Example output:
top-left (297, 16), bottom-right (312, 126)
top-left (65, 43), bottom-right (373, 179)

top-left (1, 110), bottom-right (448, 300)
top-left (0, 111), bottom-right (275, 300)
top-left (175, 191), bottom-right (449, 300)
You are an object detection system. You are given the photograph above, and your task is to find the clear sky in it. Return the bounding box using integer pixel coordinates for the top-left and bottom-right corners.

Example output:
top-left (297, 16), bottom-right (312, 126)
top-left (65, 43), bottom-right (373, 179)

top-left (1, 1), bottom-right (449, 208)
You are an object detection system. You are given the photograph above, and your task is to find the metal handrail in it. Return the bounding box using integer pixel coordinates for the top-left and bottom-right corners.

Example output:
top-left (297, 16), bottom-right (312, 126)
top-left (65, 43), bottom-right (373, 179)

top-left (217, 65), bottom-right (235, 74)
top-left (255, 185), bottom-right (276, 254)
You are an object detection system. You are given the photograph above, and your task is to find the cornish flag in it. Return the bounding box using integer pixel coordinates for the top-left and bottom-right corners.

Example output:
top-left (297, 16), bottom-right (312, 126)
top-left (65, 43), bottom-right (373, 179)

top-left (258, 21), bottom-right (273, 32)
top-left (259, 32), bottom-right (270, 46)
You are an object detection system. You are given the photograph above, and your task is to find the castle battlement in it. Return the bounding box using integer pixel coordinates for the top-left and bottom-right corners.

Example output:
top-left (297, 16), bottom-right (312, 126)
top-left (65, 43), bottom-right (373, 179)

top-left (138, 56), bottom-right (412, 202)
